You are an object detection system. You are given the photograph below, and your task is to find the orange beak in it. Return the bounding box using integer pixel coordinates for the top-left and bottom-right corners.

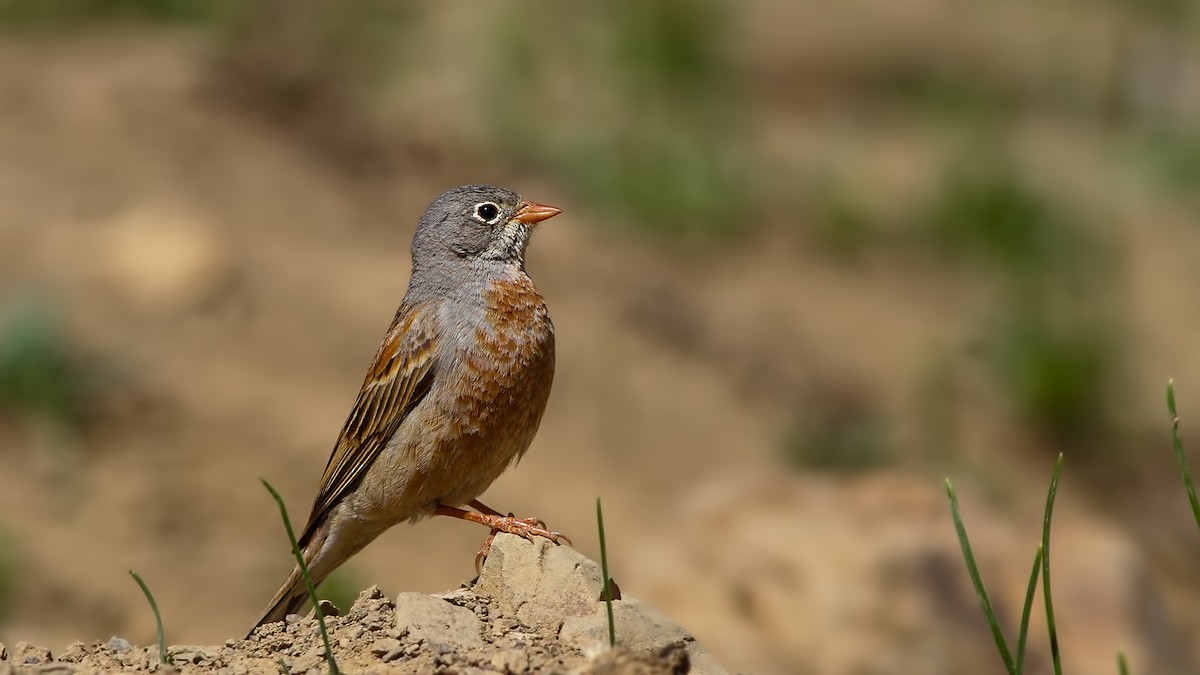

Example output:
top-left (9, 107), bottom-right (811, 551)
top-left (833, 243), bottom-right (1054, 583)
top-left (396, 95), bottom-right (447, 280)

top-left (511, 199), bottom-right (562, 225)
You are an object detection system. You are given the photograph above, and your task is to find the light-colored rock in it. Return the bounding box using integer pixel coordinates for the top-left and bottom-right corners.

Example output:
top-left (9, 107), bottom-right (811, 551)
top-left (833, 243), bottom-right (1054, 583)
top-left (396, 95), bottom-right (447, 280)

top-left (474, 533), bottom-right (605, 630)
top-left (287, 652), bottom-right (326, 675)
top-left (560, 600), bottom-right (726, 675)
top-left (560, 601), bottom-right (687, 651)
top-left (394, 592), bottom-right (485, 648)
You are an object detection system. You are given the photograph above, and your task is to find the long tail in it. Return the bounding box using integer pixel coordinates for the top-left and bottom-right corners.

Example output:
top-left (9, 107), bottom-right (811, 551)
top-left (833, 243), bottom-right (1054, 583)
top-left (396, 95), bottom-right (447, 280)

top-left (247, 522), bottom-right (331, 638)
top-left (248, 565), bottom-right (311, 637)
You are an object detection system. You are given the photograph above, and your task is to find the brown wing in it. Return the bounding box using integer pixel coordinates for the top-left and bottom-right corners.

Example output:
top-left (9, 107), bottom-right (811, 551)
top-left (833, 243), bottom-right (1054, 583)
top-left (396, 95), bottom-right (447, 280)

top-left (298, 300), bottom-right (439, 547)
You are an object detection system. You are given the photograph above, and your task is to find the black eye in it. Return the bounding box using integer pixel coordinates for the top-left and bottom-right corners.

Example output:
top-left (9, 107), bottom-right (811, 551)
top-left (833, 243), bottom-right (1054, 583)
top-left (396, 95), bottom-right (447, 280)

top-left (474, 202), bottom-right (500, 223)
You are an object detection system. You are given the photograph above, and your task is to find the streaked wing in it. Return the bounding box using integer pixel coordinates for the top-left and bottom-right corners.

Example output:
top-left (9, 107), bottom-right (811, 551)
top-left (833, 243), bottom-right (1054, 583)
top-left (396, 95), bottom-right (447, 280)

top-left (298, 300), bottom-right (439, 547)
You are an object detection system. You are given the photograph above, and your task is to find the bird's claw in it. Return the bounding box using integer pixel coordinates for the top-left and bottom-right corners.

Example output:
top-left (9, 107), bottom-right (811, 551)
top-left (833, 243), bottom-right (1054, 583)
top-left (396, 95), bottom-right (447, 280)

top-left (508, 517), bottom-right (571, 547)
top-left (472, 515), bottom-right (572, 575)
top-left (507, 516), bottom-right (564, 541)
top-left (474, 533), bottom-right (496, 576)
top-left (510, 514), bottom-right (547, 530)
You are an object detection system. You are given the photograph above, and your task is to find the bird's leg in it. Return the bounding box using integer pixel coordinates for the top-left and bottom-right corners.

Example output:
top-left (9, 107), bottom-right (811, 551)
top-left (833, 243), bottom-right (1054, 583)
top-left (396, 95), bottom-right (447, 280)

top-left (468, 499), bottom-right (548, 529)
top-left (465, 500), bottom-right (503, 572)
top-left (467, 499), bottom-right (503, 516)
top-left (435, 504), bottom-right (572, 574)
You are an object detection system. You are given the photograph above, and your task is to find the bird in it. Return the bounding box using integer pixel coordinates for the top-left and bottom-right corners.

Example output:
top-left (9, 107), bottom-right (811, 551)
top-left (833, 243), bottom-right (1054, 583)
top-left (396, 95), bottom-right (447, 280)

top-left (249, 185), bottom-right (568, 634)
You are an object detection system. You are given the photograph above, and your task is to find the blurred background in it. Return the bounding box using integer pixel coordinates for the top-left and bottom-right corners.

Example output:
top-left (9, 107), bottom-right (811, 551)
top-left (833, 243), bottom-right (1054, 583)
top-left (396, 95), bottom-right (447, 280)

top-left (0, 0), bottom-right (1199, 672)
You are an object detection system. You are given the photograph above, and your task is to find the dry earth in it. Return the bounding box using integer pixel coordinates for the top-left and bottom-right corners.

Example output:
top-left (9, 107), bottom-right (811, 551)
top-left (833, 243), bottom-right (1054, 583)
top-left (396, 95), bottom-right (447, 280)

top-left (0, 535), bottom-right (719, 674)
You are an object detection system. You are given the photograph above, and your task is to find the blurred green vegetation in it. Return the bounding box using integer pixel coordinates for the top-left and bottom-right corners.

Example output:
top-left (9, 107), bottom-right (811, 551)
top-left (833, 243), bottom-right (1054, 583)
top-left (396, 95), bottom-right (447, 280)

top-left (1138, 131), bottom-right (1200, 198)
top-left (0, 0), bottom-right (1194, 465)
top-left (802, 143), bottom-right (1129, 451)
top-left (863, 58), bottom-right (1024, 125)
top-left (209, 0), bottom-right (420, 172)
top-left (0, 0), bottom-right (237, 26)
top-left (986, 298), bottom-right (1120, 445)
top-left (919, 151), bottom-right (1089, 273)
top-left (316, 566), bottom-right (364, 615)
top-left (217, 0), bottom-right (416, 95)
top-left (0, 299), bottom-right (111, 433)
top-left (1102, 0), bottom-right (1197, 23)
top-left (920, 148), bottom-right (1125, 447)
top-left (484, 0), bottom-right (754, 241)
top-left (801, 175), bottom-right (882, 262)
top-left (782, 387), bottom-right (892, 472)
top-left (0, 527), bottom-right (18, 626)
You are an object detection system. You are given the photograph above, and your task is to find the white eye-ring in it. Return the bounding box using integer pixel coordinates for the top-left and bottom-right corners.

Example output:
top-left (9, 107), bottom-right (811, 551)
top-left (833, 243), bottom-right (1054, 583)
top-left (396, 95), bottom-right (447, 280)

top-left (472, 201), bottom-right (502, 224)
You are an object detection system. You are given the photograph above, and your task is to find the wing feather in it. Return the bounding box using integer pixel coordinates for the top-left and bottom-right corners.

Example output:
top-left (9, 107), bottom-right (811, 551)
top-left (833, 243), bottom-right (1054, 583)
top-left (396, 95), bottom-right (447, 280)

top-left (298, 300), bottom-right (439, 547)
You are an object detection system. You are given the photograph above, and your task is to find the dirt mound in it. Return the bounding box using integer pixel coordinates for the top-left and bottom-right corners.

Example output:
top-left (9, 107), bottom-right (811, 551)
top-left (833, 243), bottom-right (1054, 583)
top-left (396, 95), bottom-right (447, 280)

top-left (0, 534), bottom-right (723, 674)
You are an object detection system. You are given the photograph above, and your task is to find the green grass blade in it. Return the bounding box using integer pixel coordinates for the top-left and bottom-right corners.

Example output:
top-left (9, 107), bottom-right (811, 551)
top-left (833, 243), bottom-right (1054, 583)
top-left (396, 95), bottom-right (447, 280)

top-left (946, 479), bottom-right (1016, 675)
top-left (1014, 545), bottom-right (1043, 675)
top-left (261, 478), bottom-right (339, 675)
top-left (1167, 380), bottom-right (1200, 530)
top-left (128, 571), bottom-right (168, 666)
top-left (1041, 454), bottom-right (1064, 675)
top-left (1117, 651), bottom-right (1130, 675)
top-left (596, 497), bottom-right (616, 647)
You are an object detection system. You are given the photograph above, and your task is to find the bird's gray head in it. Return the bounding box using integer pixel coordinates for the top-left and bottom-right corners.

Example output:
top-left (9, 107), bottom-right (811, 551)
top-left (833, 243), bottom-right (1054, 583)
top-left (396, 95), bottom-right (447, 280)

top-left (410, 185), bottom-right (560, 283)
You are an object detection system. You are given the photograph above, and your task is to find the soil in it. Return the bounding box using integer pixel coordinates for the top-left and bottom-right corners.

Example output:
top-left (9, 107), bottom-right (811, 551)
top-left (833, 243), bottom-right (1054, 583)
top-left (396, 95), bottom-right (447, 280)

top-left (0, 534), bottom-right (704, 674)
top-left (1, 589), bottom-right (685, 675)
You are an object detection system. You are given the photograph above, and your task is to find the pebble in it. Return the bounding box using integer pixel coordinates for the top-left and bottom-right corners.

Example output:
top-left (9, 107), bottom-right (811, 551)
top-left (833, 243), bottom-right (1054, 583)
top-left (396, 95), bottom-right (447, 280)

top-left (370, 638), bottom-right (402, 658)
top-left (105, 637), bottom-right (132, 653)
top-left (172, 647), bottom-right (217, 664)
top-left (493, 618), bottom-right (519, 632)
top-left (491, 649), bottom-right (530, 674)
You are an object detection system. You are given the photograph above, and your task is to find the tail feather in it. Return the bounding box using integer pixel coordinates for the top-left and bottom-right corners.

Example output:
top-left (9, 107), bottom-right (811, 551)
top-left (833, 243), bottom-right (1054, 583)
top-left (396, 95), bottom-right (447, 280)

top-left (248, 521), bottom-right (331, 638)
top-left (247, 566), bottom-right (311, 637)
top-left (248, 511), bottom-right (387, 638)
